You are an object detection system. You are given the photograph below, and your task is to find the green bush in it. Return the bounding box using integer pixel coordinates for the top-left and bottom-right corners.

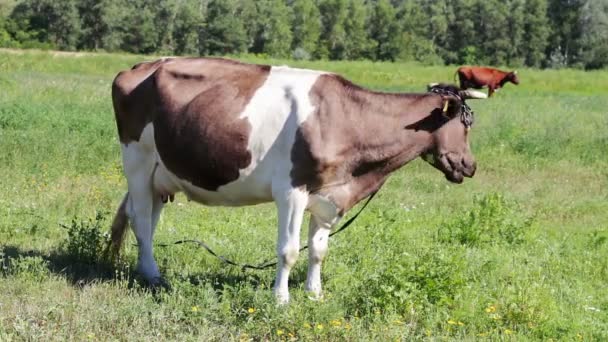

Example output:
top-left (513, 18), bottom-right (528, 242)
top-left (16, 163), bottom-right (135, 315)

top-left (349, 247), bottom-right (465, 317)
top-left (436, 193), bottom-right (533, 247)
top-left (62, 212), bottom-right (109, 265)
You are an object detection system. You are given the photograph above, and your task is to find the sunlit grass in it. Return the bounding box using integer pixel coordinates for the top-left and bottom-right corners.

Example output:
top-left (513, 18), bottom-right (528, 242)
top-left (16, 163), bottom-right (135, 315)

top-left (0, 49), bottom-right (607, 340)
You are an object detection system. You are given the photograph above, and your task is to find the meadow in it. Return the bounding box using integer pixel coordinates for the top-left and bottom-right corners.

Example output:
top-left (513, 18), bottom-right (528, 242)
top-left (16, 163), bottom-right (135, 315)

top-left (0, 49), bottom-right (607, 341)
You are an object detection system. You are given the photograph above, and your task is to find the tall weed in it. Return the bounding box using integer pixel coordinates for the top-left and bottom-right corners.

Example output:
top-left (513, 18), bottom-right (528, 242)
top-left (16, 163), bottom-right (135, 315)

top-left (436, 193), bottom-right (533, 246)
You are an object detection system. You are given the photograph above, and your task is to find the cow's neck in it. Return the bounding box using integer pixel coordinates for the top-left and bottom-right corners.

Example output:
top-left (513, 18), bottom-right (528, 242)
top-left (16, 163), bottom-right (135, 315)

top-left (317, 86), bottom-right (438, 212)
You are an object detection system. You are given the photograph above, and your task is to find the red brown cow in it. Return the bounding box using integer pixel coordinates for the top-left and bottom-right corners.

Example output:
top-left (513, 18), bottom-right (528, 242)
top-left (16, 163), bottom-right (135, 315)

top-left (109, 57), bottom-right (486, 303)
top-left (455, 66), bottom-right (519, 97)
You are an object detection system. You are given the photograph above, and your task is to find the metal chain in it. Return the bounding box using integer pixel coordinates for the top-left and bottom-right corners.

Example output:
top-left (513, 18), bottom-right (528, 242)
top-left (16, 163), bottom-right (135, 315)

top-left (429, 86), bottom-right (475, 128)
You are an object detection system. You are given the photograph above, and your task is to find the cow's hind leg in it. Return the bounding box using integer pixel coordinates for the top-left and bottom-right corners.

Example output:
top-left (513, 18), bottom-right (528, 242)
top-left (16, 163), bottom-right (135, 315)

top-left (121, 142), bottom-right (163, 286)
top-left (272, 184), bottom-right (309, 304)
top-left (305, 215), bottom-right (332, 300)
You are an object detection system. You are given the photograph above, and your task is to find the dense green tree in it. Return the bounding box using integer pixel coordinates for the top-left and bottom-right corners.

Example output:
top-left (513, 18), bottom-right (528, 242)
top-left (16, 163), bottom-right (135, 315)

top-left (290, 0), bottom-right (321, 59)
top-left (368, 0), bottom-right (401, 61)
top-left (237, 0), bottom-right (259, 51)
top-left (475, 0), bottom-right (510, 65)
top-left (173, 0), bottom-right (203, 56)
top-left (579, 0), bottom-right (608, 69)
top-left (201, 0), bottom-right (247, 55)
top-left (523, 0), bottom-right (551, 67)
top-left (343, 0), bottom-right (373, 60)
top-left (547, 0), bottom-right (585, 67)
top-left (505, 0), bottom-right (526, 66)
top-left (255, 0), bottom-right (293, 57)
top-left (120, 1), bottom-right (159, 54)
top-left (1, 0), bottom-right (606, 69)
top-left (318, 0), bottom-right (348, 59)
top-left (10, 0), bottom-right (81, 50)
top-left (445, 0), bottom-right (478, 64)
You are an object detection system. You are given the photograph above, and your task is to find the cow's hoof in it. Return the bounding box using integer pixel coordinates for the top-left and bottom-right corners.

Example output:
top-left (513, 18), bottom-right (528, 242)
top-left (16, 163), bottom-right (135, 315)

top-left (274, 291), bottom-right (290, 305)
top-left (149, 277), bottom-right (172, 293)
top-left (307, 292), bottom-right (324, 302)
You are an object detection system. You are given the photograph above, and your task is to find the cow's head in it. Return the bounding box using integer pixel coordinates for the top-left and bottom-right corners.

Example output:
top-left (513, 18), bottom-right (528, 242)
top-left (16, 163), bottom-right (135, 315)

top-left (508, 71), bottom-right (519, 85)
top-left (419, 84), bottom-right (486, 183)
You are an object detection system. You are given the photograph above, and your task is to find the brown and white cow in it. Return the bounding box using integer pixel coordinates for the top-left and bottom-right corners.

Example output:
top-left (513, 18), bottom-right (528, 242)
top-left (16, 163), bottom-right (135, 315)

top-left (109, 57), bottom-right (485, 303)
top-left (455, 66), bottom-right (519, 97)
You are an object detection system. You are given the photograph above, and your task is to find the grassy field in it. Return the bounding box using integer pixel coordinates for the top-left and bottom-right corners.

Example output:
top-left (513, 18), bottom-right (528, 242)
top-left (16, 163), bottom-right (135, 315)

top-left (0, 49), bottom-right (607, 341)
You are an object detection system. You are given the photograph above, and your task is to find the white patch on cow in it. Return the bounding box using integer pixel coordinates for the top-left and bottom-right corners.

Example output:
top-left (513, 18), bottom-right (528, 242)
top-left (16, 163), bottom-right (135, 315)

top-left (163, 66), bottom-right (327, 207)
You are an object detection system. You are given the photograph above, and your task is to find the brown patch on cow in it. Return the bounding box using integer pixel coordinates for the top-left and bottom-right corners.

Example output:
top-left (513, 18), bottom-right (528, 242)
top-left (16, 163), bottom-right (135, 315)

top-left (112, 57), bottom-right (271, 191)
top-left (291, 74), bottom-right (454, 212)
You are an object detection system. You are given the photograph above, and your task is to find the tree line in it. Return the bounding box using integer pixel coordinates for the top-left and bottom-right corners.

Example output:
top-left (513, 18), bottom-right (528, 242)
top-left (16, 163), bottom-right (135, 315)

top-left (0, 0), bottom-right (606, 69)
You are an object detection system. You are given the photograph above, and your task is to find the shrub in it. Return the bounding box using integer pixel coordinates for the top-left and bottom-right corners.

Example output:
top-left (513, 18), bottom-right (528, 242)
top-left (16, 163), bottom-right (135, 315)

top-left (62, 212), bottom-right (109, 265)
top-left (349, 247), bottom-right (465, 317)
top-left (436, 193), bottom-right (533, 247)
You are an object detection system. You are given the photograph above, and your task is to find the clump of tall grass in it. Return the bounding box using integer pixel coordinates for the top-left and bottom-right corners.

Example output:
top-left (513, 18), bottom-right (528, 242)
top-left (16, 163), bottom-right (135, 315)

top-left (436, 192), bottom-right (533, 246)
top-left (62, 212), bottom-right (110, 265)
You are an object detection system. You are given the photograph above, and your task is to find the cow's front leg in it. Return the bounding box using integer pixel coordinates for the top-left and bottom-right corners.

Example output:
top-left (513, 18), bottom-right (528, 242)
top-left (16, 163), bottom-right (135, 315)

top-left (305, 215), bottom-right (331, 300)
top-left (272, 186), bottom-right (309, 304)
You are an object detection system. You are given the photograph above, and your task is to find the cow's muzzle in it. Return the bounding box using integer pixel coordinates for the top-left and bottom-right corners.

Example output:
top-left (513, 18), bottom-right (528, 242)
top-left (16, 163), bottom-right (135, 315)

top-left (438, 153), bottom-right (476, 184)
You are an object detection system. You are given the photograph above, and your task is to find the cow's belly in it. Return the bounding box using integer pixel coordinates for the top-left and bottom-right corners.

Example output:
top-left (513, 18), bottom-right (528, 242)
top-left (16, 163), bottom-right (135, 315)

top-left (153, 153), bottom-right (276, 206)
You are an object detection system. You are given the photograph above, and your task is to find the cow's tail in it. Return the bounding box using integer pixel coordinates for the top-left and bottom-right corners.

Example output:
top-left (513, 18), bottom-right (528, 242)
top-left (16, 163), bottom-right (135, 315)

top-left (105, 192), bottom-right (130, 261)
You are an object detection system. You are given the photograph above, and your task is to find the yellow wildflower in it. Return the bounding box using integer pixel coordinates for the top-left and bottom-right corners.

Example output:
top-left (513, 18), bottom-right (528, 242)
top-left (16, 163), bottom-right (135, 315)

top-left (288, 333), bottom-right (295, 338)
top-left (276, 329), bottom-right (284, 336)
top-left (330, 319), bottom-right (342, 327)
top-left (485, 305), bottom-right (497, 313)
top-left (303, 323), bottom-right (312, 329)
top-left (505, 329), bottom-right (513, 335)
top-left (191, 306), bottom-right (199, 312)
top-left (247, 307), bottom-right (255, 314)
top-left (316, 324), bottom-right (324, 330)
top-left (447, 320), bottom-right (457, 325)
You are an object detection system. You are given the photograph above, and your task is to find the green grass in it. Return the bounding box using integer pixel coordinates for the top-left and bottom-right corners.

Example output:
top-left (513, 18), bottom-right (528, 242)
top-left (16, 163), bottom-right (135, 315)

top-left (1, 48), bottom-right (607, 340)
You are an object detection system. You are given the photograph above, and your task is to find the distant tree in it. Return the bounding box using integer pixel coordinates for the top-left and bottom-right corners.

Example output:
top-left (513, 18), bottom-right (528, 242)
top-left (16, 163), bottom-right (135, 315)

top-left (290, 0), bottom-right (321, 59)
top-left (237, 0), bottom-right (259, 52)
top-left (579, 0), bottom-right (608, 69)
top-left (255, 0), bottom-right (293, 57)
top-left (120, 1), bottom-right (159, 54)
top-left (505, 0), bottom-right (526, 66)
top-left (445, 0), bottom-right (478, 64)
top-left (318, 0), bottom-right (348, 59)
top-left (154, 0), bottom-right (179, 55)
top-left (343, 0), bottom-right (373, 60)
top-left (173, 0), bottom-right (204, 56)
top-left (547, 0), bottom-right (585, 67)
top-left (201, 0), bottom-right (247, 55)
top-left (421, 0), bottom-right (450, 62)
top-left (523, 0), bottom-right (551, 67)
top-left (475, 0), bottom-right (510, 65)
top-left (368, 0), bottom-right (402, 61)
top-left (11, 0), bottom-right (81, 50)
